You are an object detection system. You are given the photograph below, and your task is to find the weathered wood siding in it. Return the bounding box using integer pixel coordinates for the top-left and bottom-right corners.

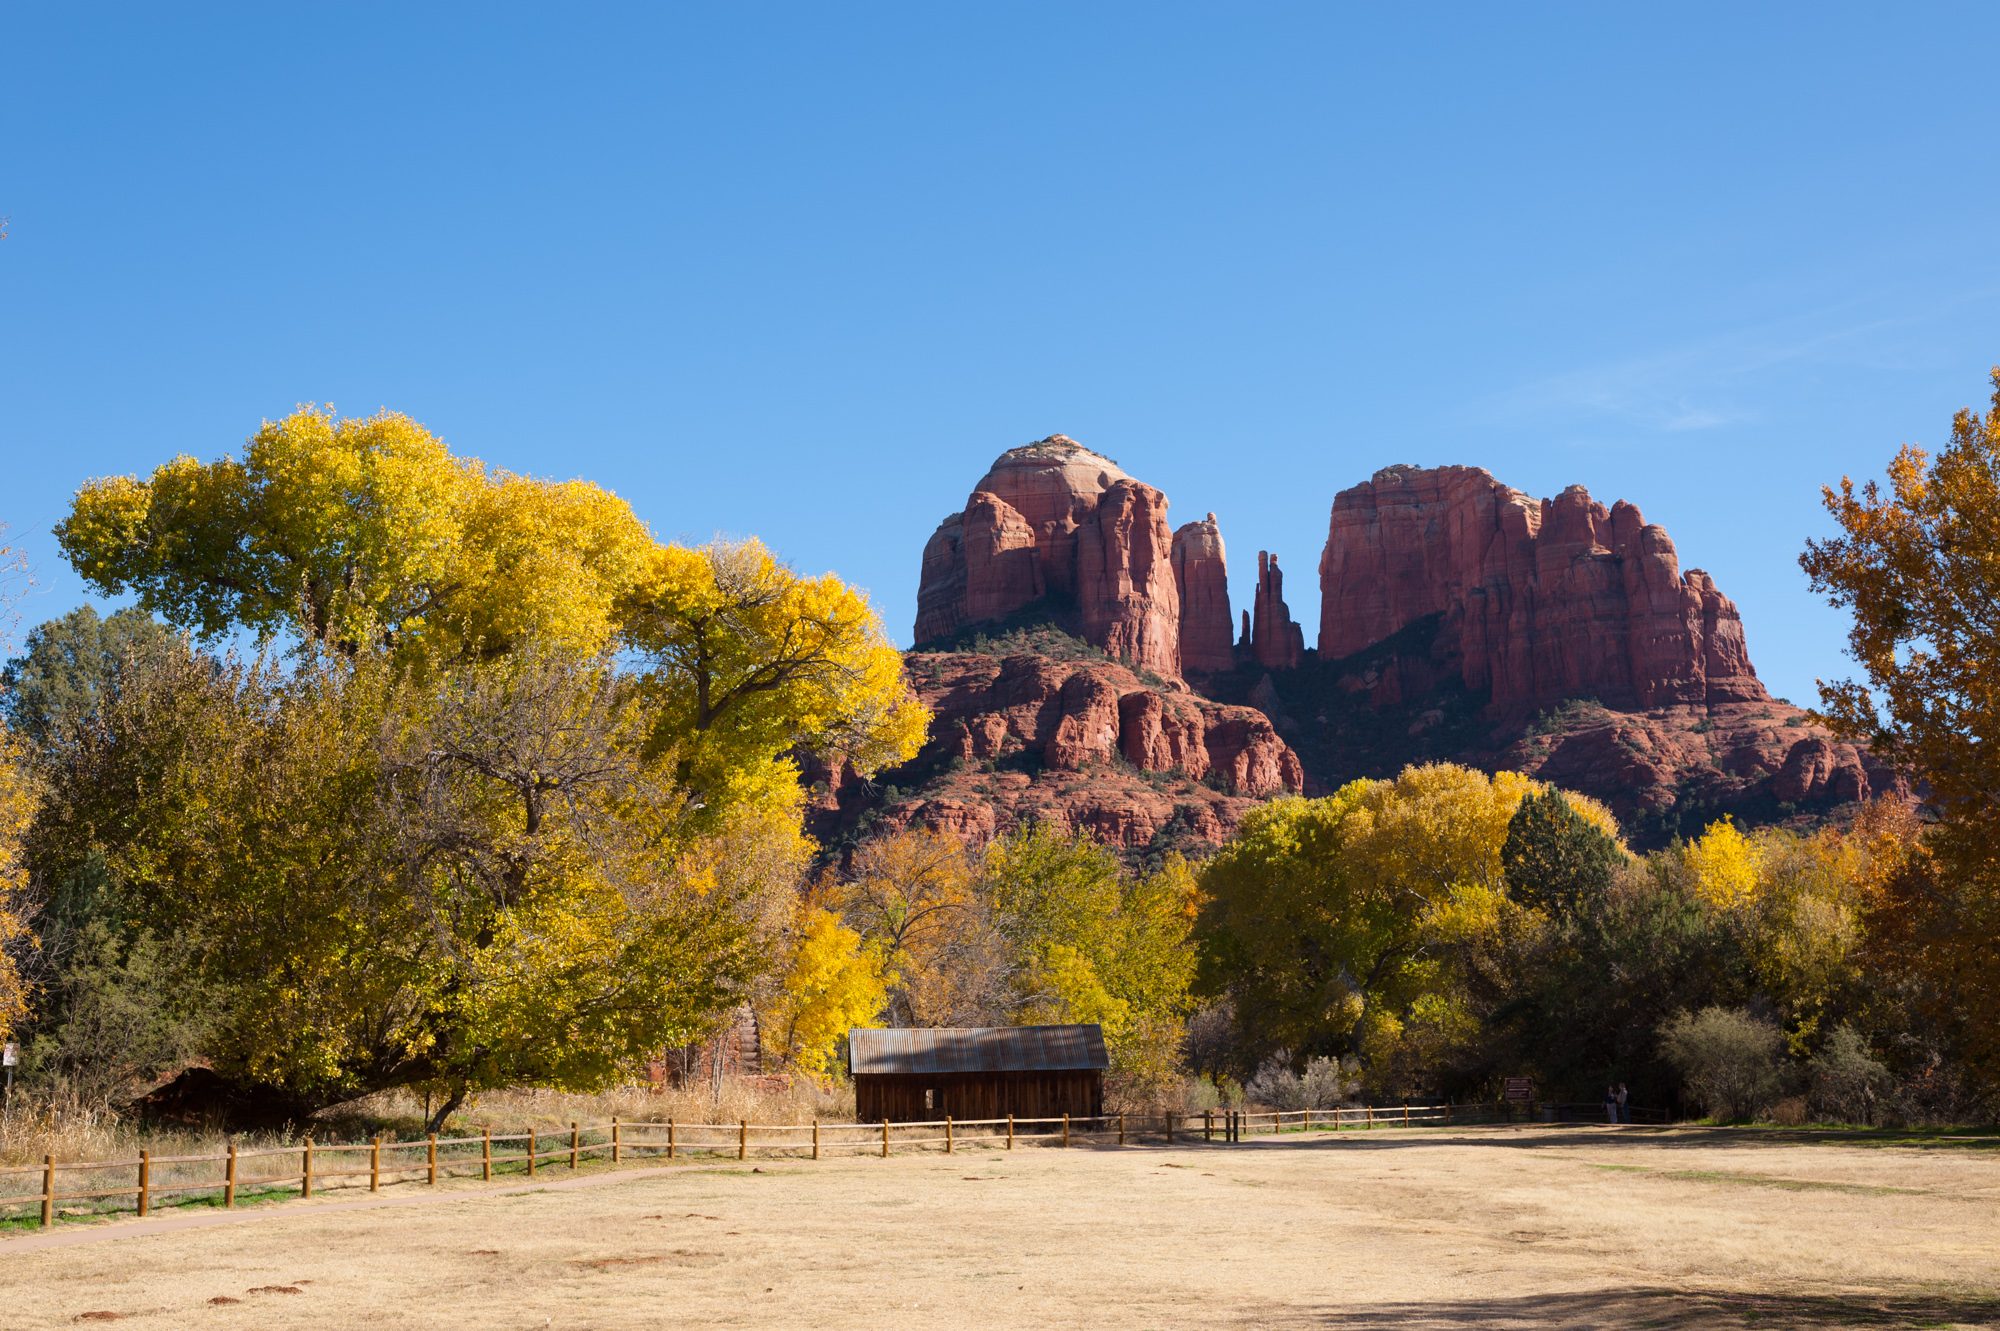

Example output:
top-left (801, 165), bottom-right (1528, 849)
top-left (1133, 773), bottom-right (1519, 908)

top-left (854, 1070), bottom-right (1104, 1122)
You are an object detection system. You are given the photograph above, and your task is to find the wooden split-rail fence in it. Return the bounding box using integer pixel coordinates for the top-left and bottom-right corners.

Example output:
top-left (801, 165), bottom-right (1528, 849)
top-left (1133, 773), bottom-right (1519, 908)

top-left (0, 1099), bottom-right (1608, 1232)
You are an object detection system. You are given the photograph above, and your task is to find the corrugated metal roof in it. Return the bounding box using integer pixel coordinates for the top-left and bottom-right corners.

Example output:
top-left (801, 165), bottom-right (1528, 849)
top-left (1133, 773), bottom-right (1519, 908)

top-left (846, 1025), bottom-right (1109, 1076)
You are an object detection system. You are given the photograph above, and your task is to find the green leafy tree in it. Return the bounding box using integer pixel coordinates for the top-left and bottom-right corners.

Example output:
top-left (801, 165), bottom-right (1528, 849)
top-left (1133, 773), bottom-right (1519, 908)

top-left (40, 644), bottom-right (781, 1129)
top-left (1197, 766), bottom-right (1543, 1084)
top-left (972, 826), bottom-right (1196, 1097)
top-left (1482, 852), bottom-right (1749, 1106)
top-left (1501, 786), bottom-right (1624, 919)
top-left (1659, 1005), bottom-right (1786, 1122)
top-left (1, 606), bottom-right (187, 753)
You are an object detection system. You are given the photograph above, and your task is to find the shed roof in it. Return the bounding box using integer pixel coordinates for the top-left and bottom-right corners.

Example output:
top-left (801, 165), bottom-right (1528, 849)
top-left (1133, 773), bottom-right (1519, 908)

top-left (846, 1025), bottom-right (1109, 1076)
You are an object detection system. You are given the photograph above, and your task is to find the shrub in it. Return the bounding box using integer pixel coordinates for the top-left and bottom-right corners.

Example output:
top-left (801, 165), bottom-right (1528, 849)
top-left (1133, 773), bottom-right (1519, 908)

top-left (1660, 1006), bottom-right (1786, 1121)
top-left (1245, 1052), bottom-right (1359, 1111)
top-left (1807, 1025), bottom-right (1894, 1125)
top-left (22, 921), bottom-right (218, 1112)
top-left (1174, 1073), bottom-right (1244, 1113)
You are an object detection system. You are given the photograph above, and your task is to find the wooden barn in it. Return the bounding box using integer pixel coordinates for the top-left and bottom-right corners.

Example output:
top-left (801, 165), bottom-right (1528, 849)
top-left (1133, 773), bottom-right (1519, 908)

top-left (847, 1025), bottom-right (1108, 1122)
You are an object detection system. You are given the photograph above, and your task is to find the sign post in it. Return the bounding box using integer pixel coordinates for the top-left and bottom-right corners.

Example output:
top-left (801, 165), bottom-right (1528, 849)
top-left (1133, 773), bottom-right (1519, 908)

top-left (1503, 1076), bottom-right (1534, 1121)
top-left (2, 1042), bottom-right (15, 1110)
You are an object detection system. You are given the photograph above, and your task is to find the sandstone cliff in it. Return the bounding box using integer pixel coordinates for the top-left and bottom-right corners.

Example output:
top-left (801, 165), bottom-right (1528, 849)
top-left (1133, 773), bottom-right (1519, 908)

top-left (915, 437), bottom-right (1181, 680)
top-left (1171, 515), bottom-right (1234, 674)
top-left (1319, 464), bottom-right (1764, 712)
top-left (871, 445), bottom-right (1900, 856)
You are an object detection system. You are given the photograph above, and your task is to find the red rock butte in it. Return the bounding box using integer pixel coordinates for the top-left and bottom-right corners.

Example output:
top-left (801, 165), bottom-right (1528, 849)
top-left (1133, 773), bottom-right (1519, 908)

top-left (870, 441), bottom-right (1899, 851)
top-left (916, 437), bottom-right (1183, 680)
top-left (1318, 464), bottom-right (1766, 713)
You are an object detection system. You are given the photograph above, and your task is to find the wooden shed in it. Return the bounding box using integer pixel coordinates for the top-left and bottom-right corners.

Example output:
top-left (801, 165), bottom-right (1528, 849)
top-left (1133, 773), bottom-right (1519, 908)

top-left (847, 1025), bottom-right (1108, 1123)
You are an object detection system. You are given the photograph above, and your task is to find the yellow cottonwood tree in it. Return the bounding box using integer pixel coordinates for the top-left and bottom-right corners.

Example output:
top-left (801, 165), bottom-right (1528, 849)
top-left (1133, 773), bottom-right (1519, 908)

top-left (1683, 817), bottom-right (1763, 908)
top-left (621, 540), bottom-right (927, 788)
top-left (833, 828), bottom-right (1003, 1028)
top-left (0, 721), bottom-right (37, 1042)
top-left (765, 908), bottom-right (892, 1082)
top-left (56, 407), bottom-right (655, 658)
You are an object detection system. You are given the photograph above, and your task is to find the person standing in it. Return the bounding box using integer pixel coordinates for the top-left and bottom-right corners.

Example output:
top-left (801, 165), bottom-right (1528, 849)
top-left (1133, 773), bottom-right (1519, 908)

top-left (1604, 1085), bottom-right (1617, 1123)
top-left (1615, 1083), bottom-right (1629, 1124)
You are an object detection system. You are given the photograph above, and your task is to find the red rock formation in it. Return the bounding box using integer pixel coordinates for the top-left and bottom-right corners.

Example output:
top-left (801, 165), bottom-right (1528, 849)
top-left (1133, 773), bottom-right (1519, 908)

top-left (1486, 698), bottom-right (1904, 829)
top-left (1244, 550), bottom-right (1305, 671)
top-left (1318, 465), bottom-right (1766, 712)
top-left (809, 649), bottom-right (1304, 852)
top-left (915, 437), bottom-right (1182, 680)
top-left (1172, 514), bottom-right (1234, 675)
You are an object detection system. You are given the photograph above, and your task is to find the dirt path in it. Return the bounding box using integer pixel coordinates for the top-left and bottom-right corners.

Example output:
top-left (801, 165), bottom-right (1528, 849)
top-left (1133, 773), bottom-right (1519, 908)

top-left (3, 1126), bottom-right (1997, 1329)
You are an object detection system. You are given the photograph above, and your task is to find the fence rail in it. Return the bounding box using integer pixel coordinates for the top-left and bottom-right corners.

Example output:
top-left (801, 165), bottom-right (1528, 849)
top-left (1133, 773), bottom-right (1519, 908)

top-left (0, 1099), bottom-right (1658, 1232)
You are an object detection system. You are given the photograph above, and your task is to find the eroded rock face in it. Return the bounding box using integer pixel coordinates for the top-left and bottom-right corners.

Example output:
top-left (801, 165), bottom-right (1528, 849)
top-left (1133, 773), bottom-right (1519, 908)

top-left (915, 437), bottom-right (1182, 679)
top-left (809, 649), bottom-right (1304, 851)
top-left (1172, 514), bottom-right (1234, 675)
top-left (1318, 465), bottom-right (1766, 712)
top-left (1487, 700), bottom-right (1904, 834)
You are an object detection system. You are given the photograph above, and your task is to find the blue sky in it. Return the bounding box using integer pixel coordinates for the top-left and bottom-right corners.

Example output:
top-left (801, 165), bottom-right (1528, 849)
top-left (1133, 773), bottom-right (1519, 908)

top-left (4, 4), bottom-right (1997, 707)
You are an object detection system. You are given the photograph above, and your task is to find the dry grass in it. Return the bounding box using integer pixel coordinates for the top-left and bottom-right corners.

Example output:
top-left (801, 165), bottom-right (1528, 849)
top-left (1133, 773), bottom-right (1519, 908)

top-left (5, 1125), bottom-right (1999, 1329)
top-left (0, 1078), bottom-right (856, 1168)
top-left (0, 1079), bottom-right (859, 1223)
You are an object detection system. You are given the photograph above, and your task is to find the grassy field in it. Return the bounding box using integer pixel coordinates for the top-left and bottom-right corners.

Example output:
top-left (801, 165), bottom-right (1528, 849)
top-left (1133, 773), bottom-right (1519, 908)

top-left (2, 1124), bottom-right (1997, 1329)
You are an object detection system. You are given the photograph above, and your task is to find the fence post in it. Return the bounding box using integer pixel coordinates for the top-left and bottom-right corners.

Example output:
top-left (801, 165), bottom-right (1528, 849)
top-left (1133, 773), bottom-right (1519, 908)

top-left (1203, 1110), bottom-right (1211, 1142)
top-left (302, 1139), bottom-right (314, 1199)
top-left (137, 1150), bottom-right (150, 1217)
top-left (1119, 1113), bottom-right (1126, 1147)
top-left (1403, 1102), bottom-right (1410, 1128)
top-left (370, 1136), bottom-right (381, 1192)
top-left (226, 1144), bottom-right (238, 1208)
top-left (1334, 1107), bottom-right (1341, 1132)
top-left (881, 1119), bottom-right (889, 1158)
top-left (1304, 1107), bottom-right (1312, 1134)
top-left (612, 1117), bottom-right (621, 1164)
top-left (1006, 1114), bottom-right (1014, 1150)
top-left (428, 1133), bottom-right (438, 1186)
top-left (482, 1126), bottom-right (492, 1181)
top-left (945, 1116), bottom-right (953, 1154)
top-left (1445, 1103), bottom-right (1453, 1126)
top-left (1166, 1112), bottom-right (1174, 1144)
top-left (1062, 1113), bottom-right (1070, 1148)
top-left (41, 1154), bottom-right (53, 1228)
top-left (1366, 1104), bottom-right (1374, 1129)
top-left (668, 1118), bottom-right (676, 1161)
top-left (739, 1119), bottom-right (748, 1162)
top-left (812, 1119), bottom-right (819, 1161)
top-left (571, 1122), bottom-right (580, 1171)
top-left (527, 1127), bottom-right (537, 1178)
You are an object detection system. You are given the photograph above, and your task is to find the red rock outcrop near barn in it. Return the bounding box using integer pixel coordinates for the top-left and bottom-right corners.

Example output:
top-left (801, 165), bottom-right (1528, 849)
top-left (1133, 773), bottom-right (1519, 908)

top-left (808, 649), bottom-right (1304, 851)
top-left (1318, 464), bottom-right (1765, 712)
top-left (915, 437), bottom-right (1181, 680)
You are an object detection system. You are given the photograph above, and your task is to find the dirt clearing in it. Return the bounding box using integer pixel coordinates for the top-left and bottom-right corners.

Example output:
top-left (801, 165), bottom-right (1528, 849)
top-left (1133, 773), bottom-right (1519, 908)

top-left (2, 1125), bottom-right (1997, 1329)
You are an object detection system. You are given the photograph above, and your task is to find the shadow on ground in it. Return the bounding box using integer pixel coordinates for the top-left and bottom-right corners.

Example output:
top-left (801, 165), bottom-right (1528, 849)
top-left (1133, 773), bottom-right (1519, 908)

top-left (1216, 1125), bottom-right (2000, 1154)
top-left (1255, 1286), bottom-right (2000, 1329)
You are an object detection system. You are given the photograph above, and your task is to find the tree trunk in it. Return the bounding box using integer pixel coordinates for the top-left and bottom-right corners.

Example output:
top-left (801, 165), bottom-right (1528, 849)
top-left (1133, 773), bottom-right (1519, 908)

top-left (426, 1085), bottom-right (467, 1136)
